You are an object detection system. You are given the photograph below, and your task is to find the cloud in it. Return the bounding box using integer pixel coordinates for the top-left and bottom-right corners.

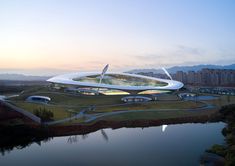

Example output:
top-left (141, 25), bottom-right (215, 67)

top-left (134, 54), bottom-right (164, 60)
top-left (131, 45), bottom-right (208, 68)
top-left (176, 45), bottom-right (204, 56)
top-left (134, 45), bottom-right (204, 62)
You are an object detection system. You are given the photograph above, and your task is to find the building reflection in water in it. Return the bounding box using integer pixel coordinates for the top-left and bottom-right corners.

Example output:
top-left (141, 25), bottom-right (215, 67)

top-left (162, 125), bottom-right (168, 132)
top-left (67, 135), bottom-right (79, 144)
top-left (101, 129), bottom-right (109, 142)
top-left (66, 129), bottom-right (109, 144)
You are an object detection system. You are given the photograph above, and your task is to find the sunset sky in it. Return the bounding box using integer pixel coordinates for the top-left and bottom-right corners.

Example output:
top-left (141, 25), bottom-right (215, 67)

top-left (0, 0), bottom-right (235, 75)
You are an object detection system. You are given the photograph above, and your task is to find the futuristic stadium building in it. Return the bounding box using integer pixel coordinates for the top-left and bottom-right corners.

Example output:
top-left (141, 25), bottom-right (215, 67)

top-left (47, 70), bottom-right (184, 95)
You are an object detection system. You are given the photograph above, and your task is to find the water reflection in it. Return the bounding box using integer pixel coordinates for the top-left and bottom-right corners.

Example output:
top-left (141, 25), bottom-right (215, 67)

top-left (0, 122), bottom-right (225, 166)
top-left (67, 135), bottom-right (79, 144)
top-left (66, 129), bottom-right (109, 144)
top-left (162, 125), bottom-right (168, 132)
top-left (65, 126), bottom-right (167, 145)
top-left (101, 129), bottom-right (109, 142)
top-left (0, 136), bottom-right (52, 156)
top-left (82, 134), bottom-right (88, 140)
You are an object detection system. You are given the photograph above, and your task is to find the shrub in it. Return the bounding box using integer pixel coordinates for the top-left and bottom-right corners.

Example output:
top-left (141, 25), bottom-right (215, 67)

top-left (206, 144), bottom-right (227, 157)
top-left (34, 108), bottom-right (54, 122)
top-left (220, 104), bottom-right (235, 121)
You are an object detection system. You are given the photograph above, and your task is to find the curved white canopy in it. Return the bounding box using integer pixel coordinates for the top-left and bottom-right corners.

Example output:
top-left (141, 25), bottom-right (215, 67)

top-left (47, 72), bottom-right (184, 91)
top-left (26, 95), bottom-right (51, 101)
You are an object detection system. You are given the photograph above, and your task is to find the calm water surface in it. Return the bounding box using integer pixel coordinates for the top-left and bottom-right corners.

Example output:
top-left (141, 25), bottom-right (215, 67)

top-left (0, 122), bottom-right (225, 166)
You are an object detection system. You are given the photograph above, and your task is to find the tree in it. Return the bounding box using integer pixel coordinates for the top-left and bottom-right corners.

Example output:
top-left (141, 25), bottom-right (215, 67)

top-left (34, 107), bottom-right (54, 122)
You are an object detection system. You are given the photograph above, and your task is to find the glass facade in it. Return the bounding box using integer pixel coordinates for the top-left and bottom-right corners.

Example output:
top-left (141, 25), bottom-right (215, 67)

top-left (73, 74), bottom-right (168, 87)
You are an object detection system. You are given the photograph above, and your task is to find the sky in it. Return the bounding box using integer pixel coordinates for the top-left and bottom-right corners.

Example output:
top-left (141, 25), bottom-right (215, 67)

top-left (0, 0), bottom-right (235, 75)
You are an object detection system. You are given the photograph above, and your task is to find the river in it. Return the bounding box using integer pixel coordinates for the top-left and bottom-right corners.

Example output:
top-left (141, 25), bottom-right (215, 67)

top-left (0, 122), bottom-right (225, 166)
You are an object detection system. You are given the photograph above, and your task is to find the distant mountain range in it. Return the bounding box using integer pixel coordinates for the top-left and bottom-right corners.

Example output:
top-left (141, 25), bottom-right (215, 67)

top-left (128, 64), bottom-right (235, 74)
top-left (0, 74), bottom-right (50, 81)
top-left (0, 64), bottom-right (235, 80)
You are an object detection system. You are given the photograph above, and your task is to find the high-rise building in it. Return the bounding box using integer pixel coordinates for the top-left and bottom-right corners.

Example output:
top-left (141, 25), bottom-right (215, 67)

top-left (140, 68), bottom-right (235, 87)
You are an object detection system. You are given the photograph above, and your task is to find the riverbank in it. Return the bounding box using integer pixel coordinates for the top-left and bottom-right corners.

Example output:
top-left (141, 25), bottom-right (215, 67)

top-left (0, 111), bottom-right (220, 136)
top-left (0, 107), bottom-right (221, 141)
top-left (201, 104), bottom-right (235, 166)
top-left (47, 112), bottom-right (220, 136)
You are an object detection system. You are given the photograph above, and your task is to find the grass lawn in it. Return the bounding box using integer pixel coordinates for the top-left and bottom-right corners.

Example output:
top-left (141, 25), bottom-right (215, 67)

top-left (66, 109), bottom-right (218, 125)
top-left (9, 87), bottom-right (235, 124)
top-left (96, 109), bottom-right (218, 122)
top-left (12, 90), bottom-right (125, 106)
top-left (93, 100), bottom-right (206, 113)
top-left (11, 101), bottom-right (72, 120)
top-left (11, 99), bottom-right (205, 121)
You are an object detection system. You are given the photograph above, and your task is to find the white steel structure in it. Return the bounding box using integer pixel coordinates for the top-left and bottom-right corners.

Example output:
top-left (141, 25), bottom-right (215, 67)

top-left (47, 72), bottom-right (184, 94)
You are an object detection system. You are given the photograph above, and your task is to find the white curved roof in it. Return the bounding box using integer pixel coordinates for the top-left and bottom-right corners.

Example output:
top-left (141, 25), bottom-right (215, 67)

top-left (26, 96), bottom-right (51, 101)
top-left (47, 72), bottom-right (184, 91)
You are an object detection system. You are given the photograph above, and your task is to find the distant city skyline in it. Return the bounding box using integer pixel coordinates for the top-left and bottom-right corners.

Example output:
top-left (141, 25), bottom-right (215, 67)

top-left (139, 68), bottom-right (235, 87)
top-left (0, 0), bottom-right (235, 75)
